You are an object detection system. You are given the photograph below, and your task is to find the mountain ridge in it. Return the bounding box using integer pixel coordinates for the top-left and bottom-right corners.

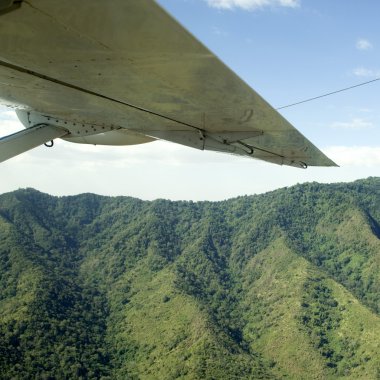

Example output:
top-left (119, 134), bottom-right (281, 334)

top-left (0, 177), bottom-right (379, 379)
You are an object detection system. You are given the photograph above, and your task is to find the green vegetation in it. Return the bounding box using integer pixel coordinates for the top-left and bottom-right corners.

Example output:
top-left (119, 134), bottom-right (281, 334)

top-left (0, 177), bottom-right (379, 379)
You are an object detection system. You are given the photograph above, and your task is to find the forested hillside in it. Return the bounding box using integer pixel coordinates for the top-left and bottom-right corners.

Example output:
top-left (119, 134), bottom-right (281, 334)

top-left (0, 177), bottom-right (379, 379)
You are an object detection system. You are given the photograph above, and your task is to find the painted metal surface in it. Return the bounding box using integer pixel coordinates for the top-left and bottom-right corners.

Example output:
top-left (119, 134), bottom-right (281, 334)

top-left (0, 0), bottom-right (336, 167)
top-left (0, 123), bottom-right (67, 163)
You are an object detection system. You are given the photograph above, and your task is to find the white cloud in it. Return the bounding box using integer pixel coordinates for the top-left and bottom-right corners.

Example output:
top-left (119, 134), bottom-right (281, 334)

top-left (352, 67), bottom-right (380, 78)
top-left (356, 38), bottom-right (373, 51)
top-left (0, 119), bottom-right (23, 137)
top-left (212, 26), bottom-right (229, 36)
top-left (330, 118), bottom-right (373, 130)
top-left (325, 146), bottom-right (380, 167)
top-left (0, 107), bottom-right (378, 201)
top-left (0, 110), bottom-right (17, 120)
top-left (358, 108), bottom-right (373, 113)
top-left (205, 0), bottom-right (300, 11)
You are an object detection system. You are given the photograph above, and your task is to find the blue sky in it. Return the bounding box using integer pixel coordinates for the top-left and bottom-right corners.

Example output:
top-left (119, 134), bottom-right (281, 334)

top-left (0, 0), bottom-right (379, 200)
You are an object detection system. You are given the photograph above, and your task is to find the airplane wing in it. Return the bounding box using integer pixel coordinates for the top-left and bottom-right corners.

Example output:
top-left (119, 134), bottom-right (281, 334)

top-left (0, 0), bottom-right (336, 167)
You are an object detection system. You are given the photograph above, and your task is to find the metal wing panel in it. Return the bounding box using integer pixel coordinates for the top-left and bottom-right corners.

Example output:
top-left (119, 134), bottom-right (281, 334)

top-left (0, 0), bottom-right (336, 166)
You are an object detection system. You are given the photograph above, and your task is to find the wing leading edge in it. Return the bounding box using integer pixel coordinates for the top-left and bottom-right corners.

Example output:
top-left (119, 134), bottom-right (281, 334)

top-left (0, 0), bottom-right (336, 167)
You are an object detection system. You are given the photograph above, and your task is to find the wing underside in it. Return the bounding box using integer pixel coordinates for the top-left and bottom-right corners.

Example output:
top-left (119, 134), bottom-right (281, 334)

top-left (0, 0), bottom-right (336, 167)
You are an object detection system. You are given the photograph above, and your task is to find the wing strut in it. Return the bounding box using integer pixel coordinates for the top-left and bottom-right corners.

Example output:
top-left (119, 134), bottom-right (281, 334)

top-left (0, 124), bottom-right (68, 163)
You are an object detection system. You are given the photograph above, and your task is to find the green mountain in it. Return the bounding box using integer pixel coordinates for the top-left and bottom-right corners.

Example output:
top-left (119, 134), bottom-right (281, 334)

top-left (0, 177), bottom-right (379, 379)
